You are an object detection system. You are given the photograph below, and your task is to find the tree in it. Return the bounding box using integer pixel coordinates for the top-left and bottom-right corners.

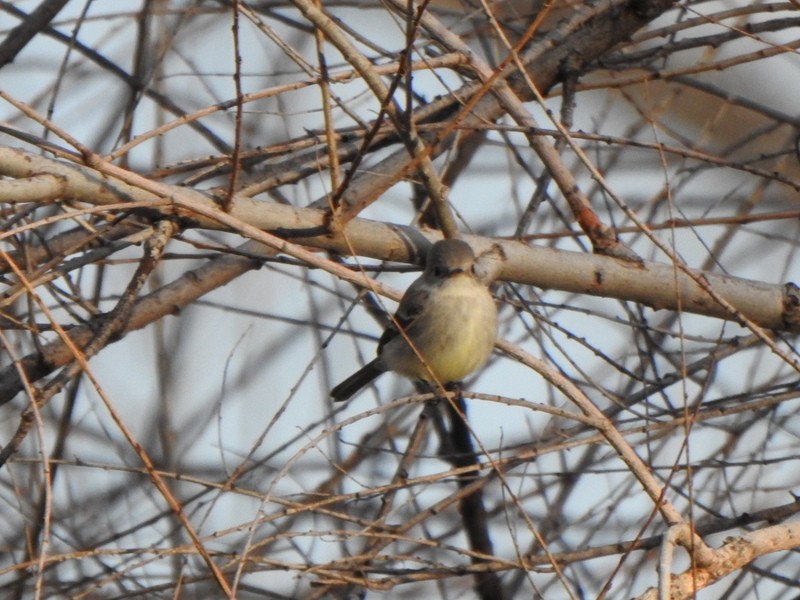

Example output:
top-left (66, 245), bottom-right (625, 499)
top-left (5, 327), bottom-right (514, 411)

top-left (1, 1), bottom-right (800, 598)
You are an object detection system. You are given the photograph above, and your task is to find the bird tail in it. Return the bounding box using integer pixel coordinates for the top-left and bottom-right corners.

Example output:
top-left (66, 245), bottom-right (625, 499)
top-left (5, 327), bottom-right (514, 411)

top-left (330, 359), bottom-right (385, 402)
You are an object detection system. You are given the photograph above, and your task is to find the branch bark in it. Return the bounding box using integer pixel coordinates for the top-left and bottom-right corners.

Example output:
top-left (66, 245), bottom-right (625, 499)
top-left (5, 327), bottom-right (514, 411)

top-left (1, 146), bottom-right (796, 331)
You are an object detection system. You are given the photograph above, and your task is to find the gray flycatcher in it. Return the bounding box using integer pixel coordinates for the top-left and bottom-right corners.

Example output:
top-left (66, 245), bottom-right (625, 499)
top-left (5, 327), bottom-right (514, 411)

top-left (331, 239), bottom-right (497, 401)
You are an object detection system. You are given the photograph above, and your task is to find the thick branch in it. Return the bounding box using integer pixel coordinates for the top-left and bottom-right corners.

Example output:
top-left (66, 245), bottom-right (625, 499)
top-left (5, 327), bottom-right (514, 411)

top-left (0, 146), bottom-right (796, 332)
top-left (636, 521), bottom-right (800, 600)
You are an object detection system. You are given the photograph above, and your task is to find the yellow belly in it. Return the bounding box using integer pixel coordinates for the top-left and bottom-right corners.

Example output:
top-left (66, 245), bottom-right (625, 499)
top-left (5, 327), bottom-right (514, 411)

top-left (382, 276), bottom-right (497, 383)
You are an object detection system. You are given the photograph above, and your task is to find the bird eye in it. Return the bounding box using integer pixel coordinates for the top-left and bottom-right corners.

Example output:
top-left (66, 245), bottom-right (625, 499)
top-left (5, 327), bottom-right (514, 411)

top-left (433, 266), bottom-right (447, 277)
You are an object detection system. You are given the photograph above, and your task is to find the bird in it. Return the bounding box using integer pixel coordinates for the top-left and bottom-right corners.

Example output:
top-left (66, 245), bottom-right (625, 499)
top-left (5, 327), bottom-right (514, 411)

top-left (331, 238), bottom-right (497, 402)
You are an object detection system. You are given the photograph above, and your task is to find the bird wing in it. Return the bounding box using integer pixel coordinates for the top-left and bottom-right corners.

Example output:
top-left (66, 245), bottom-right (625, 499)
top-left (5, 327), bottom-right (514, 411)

top-left (376, 279), bottom-right (431, 354)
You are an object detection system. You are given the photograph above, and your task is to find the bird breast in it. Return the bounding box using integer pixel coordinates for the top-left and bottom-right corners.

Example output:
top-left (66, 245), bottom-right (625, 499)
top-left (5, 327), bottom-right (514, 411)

top-left (383, 274), bottom-right (497, 383)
